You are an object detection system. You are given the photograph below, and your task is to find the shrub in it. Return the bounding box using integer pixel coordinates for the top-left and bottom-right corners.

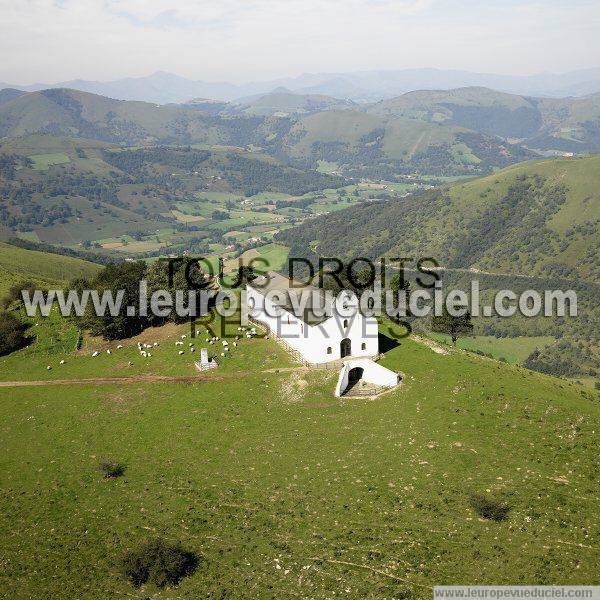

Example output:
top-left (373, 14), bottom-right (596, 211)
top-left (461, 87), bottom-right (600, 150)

top-left (120, 538), bottom-right (199, 588)
top-left (469, 493), bottom-right (510, 522)
top-left (0, 312), bottom-right (31, 356)
top-left (99, 458), bottom-right (126, 478)
top-left (0, 280), bottom-right (38, 309)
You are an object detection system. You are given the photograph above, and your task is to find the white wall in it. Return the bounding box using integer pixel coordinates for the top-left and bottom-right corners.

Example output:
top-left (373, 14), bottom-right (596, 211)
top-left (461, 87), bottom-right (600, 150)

top-left (334, 358), bottom-right (399, 397)
top-left (246, 285), bottom-right (379, 364)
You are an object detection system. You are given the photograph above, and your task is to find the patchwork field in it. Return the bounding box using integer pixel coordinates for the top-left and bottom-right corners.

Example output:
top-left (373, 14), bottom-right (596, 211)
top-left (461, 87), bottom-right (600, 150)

top-left (0, 311), bottom-right (598, 597)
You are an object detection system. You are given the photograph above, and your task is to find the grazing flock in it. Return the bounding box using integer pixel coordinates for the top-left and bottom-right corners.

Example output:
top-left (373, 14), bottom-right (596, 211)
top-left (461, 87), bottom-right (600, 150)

top-left (45, 326), bottom-right (261, 371)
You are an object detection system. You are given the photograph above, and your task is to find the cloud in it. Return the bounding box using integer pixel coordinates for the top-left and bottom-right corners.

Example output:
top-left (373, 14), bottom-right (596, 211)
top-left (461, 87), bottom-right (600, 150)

top-left (0, 0), bottom-right (598, 84)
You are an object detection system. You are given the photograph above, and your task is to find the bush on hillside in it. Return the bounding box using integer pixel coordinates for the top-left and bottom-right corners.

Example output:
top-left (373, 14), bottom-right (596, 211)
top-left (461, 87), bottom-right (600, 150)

top-left (98, 458), bottom-right (126, 478)
top-left (469, 493), bottom-right (510, 522)
top-left (120, 538), bottom-right (199, 588)
top-left (0, 312), bottom-right (31, 356)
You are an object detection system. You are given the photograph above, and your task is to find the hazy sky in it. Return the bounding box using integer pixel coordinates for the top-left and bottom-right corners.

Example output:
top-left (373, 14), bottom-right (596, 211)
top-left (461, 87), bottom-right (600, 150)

top-left (1, 0), bottom-right (599, 84)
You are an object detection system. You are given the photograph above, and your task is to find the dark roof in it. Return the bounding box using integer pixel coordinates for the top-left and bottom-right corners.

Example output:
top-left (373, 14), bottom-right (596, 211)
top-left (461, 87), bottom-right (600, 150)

top-left (249, 271), bottom-right (333, 325)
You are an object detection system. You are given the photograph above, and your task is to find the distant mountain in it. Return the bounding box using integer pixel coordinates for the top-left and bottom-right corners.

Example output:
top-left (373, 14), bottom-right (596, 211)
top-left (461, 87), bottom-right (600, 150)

top-left (229, 91), bottom-right (356, 116)
top-left (3, 86), bottom-right (599, 176)
top-left (277, 154), bottom-right (600, 282)
top-left (366, 87), bottom-right (600, 152)
top-left (0, 88), bottom-right (26, 105)
top-left (0, 87), bottom-right (552, 177)
top-left (2, 67), bottom-right (600, 104)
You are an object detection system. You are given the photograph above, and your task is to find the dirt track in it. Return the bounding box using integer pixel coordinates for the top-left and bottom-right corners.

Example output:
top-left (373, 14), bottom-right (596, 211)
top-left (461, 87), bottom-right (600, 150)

top-left (0, 367), bottom-right (306, 388)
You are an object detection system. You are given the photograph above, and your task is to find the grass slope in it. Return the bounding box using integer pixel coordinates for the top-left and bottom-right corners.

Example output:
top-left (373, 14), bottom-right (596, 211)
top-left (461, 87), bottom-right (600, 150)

top-left (367, 86), bottom-right (600, 151)
top-left (0, 316), bottom-right (597, 597)
top-left (280, 109), bottom-right (531, 174)
top-left (0, 241), bottom-right (101, 296)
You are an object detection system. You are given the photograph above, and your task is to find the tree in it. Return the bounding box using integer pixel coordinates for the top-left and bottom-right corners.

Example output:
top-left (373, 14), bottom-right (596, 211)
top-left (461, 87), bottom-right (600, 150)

top-left (390, 273), bottom-right (410, 293)
top-left (146, 258), bottom-right (215, 325)
top-left (431, 307), bottom-right (473, 345)
top-left (78, 261), bottom-right (148, 340)
top-left (0, 312), bottom-right (30, 356)
top-left (389, 273), bottom-right (411, 321)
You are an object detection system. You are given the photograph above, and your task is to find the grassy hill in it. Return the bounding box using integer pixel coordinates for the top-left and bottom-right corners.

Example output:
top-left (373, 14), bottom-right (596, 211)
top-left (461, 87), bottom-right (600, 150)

top-left (278, 155), bottom-right (600, 282)
top-left (0, 310), bottom-right (597, 596)
top-left (276, 109), bottom-right (534, 175)
top-left (0, 241), bottom-right (101, 296)
top-left (0, 88), bottom-right (248, 145)
top-left (367, 87), bottom-right (600, 152)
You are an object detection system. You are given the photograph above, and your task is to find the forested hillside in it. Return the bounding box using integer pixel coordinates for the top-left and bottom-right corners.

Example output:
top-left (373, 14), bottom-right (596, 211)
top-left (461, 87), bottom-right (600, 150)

top-left (278, 155), bottom-right (600, 282)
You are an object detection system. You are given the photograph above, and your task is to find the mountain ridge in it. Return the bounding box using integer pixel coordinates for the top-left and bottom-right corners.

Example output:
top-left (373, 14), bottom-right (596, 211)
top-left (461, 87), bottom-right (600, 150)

top-left (2, 67), bottom-right (600, 104)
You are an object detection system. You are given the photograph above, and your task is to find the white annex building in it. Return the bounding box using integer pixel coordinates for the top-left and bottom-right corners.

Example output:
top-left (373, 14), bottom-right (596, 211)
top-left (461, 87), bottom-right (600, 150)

top-left (246, 271), bottom-right (399, 396)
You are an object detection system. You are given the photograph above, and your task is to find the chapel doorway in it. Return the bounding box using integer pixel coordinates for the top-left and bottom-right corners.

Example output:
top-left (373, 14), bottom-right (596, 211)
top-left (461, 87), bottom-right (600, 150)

top-left (340, 338), bottom-right (351, 358)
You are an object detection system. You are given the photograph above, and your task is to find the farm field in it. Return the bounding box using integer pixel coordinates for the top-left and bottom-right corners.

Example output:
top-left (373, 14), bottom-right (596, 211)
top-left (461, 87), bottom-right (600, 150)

top-left (0, 316), bottom-right (597, 597)
top-left (27, 152), bottom-right (71, 170)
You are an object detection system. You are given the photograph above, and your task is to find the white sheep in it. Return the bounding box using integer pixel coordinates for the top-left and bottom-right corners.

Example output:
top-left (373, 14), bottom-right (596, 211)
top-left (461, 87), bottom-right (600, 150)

top-left (59, 359), bottom-right (65, 365)
top-left (92, 351), bottom-right (99, 357)
top-left (233, 342), bottom-right (238, 347)
top-left (117, 344), bottom-right (123, 349)
top-left (181, 334), bottom-right (186, 339)
top-left (190, 348), bottom-right (195, 352)
top-left (178, 350), bottom-right (184, 355)
top-left (47, 365), bottom-right (52, 370)
top-left (106, 349), bottom-right (111, 354)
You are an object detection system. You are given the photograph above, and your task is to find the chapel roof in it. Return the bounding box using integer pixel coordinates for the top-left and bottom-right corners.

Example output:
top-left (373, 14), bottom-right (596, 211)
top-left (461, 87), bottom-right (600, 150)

top-left (249, 271), bottom-right (333, 325)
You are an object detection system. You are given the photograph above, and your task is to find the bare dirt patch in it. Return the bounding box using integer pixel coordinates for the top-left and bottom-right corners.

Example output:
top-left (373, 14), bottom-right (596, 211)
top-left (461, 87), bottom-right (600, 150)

top-left (76, 323), bottom-right (184, 354)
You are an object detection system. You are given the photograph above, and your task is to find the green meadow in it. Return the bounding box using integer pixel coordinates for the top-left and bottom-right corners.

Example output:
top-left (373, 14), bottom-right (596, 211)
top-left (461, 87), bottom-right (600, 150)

top-left (429, 334), bottom-right (556, 365)
top-left (0, 312), bottom-right (597, 597)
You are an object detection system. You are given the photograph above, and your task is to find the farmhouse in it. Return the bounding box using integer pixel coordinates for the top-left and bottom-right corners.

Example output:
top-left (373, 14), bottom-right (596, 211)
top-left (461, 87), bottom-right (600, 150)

top-left (246, 271), bottom-right (399, 396)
